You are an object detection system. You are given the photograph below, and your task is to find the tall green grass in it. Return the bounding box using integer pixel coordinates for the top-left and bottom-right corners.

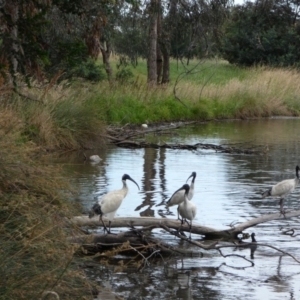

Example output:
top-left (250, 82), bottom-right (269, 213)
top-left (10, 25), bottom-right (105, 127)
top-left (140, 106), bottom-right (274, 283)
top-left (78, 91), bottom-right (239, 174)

top-left (92, 58), bottom-right (300, 123)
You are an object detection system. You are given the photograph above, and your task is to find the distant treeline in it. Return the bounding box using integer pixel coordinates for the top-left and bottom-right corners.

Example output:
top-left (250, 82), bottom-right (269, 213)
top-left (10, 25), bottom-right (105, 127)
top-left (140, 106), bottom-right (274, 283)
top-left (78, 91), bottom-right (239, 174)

top-left (0, 0), bottom-right (299, 86)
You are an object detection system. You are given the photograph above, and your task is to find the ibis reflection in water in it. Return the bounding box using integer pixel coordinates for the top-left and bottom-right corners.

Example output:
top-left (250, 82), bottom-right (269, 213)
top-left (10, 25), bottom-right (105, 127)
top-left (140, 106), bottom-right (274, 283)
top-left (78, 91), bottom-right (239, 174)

top-left (262, 165), bottom-right (300, 213)
top-left (89, 174), bottom-right (140, 234)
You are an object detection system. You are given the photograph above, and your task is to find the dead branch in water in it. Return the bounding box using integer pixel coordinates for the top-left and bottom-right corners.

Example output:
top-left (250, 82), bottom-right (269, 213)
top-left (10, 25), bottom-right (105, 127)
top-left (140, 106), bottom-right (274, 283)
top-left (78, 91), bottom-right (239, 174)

top-left (72, 209), bottom-right (300, 239)
top-left (70, 209), bottom-right (300, 266)
top-left (105, 123), bottom-right (267, 155)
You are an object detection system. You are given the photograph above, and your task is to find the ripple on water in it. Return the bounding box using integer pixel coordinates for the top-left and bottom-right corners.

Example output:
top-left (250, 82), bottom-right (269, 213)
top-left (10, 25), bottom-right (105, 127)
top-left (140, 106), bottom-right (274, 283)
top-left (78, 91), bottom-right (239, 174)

top-left (61, 118), bottom-right (300, 300)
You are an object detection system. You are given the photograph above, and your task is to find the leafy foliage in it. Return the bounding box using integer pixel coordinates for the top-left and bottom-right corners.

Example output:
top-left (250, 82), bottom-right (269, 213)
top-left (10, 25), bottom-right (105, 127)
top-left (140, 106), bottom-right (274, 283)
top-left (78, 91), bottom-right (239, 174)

top-left (221, 0), bottom-right (300, 66)
top-left (0, 0), bottom-right (110, 85)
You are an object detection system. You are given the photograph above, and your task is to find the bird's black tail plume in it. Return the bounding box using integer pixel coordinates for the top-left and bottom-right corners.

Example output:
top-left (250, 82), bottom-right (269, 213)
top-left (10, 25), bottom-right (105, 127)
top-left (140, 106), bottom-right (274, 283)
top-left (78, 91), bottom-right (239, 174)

top-left (262, 188), bottom-right (271, 198)
top-left (89, 203), bottom-right (102, 218)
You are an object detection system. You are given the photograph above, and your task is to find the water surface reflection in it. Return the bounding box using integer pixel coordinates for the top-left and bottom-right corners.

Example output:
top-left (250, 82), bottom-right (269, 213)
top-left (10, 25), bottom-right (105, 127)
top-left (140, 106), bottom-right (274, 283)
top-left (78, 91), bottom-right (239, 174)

top-left (61, 118), bottom-right (300, 300)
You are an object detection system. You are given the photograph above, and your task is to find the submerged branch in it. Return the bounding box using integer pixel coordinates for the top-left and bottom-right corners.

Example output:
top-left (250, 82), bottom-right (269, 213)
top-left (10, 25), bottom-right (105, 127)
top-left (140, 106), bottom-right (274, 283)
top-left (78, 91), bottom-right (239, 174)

top-left (70, 210), bottom-right (300, 265)
top-left (105, 124), bottom-right (267, 155)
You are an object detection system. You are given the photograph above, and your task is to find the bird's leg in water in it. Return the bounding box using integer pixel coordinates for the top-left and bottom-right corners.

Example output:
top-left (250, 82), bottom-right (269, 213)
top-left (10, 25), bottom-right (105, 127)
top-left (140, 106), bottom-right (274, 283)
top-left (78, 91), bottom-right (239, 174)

top-left (99, 215), bottom-right (109, 234)
top-left (279, 198), bottom-right (286, 218)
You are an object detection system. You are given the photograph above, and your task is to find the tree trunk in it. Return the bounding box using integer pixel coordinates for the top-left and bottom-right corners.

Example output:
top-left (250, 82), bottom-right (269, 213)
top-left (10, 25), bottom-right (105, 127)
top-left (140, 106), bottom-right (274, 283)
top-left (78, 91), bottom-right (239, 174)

top-left (147, 0), bottom-right (158, 86)
top-left (161, 44), bottom-right (170, 84)
top-left (5, 1), bottom-right (19, 78)
top-left (156, 0), bottom-right (163, 84)
top-left (100, 40), bottom-right (113, 81)
top-left (159, 0), bottom-right (177, 84)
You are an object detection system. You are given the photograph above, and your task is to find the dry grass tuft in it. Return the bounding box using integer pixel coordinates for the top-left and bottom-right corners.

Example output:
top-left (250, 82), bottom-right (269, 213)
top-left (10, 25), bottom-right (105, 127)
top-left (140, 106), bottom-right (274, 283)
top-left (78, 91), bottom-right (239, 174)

top-left (0, 103), bottom-right (97, 299)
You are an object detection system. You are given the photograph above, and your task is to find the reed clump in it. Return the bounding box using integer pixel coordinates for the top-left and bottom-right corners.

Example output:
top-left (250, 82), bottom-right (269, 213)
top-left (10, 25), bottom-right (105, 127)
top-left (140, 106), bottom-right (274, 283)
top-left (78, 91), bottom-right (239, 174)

top-left (11, 83), bottom-right (107, 150)
top-left (0, 107), bottom-right (96, 299)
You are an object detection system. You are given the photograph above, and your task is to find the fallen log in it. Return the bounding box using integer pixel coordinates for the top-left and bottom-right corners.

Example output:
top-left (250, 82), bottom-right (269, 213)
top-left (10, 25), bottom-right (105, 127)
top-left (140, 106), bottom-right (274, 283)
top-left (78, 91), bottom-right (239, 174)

top-left (71, 209), bottom-right (300, 239)
top-left (105, 123), bottom-right (265, 154)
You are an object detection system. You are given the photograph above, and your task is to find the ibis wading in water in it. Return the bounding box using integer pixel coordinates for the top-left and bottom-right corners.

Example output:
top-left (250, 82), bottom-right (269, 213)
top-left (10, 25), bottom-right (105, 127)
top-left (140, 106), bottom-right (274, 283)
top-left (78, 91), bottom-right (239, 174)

top-left (262, 165), bottom-right (300, 213)
top-left (166, 172), bottom-right (197, 219)
top-left (176, 184), bottom-right (197, 239)
top-left (89, 174), bottom-right (140, 234)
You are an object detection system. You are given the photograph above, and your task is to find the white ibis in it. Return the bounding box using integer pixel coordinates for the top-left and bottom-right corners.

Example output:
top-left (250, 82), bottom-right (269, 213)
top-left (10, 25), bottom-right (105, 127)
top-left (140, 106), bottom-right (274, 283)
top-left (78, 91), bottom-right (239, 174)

top-left (166, 172), bottom-right (197, 219)
top-left (176, 184), bottom-right (197, 239)
top-left (262, 165), bottom-right (300, 212)
top-left (89, 174), bottom-right (140, 234)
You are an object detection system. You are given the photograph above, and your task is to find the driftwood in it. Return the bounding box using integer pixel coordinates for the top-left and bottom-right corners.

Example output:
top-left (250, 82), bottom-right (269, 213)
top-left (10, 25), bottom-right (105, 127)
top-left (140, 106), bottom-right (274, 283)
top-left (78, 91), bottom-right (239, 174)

top-left (104, 123), bottom-right (267, 154)
top-left (72, 209), bottom-right (300, 239)
top-left (70, 210), bottom-right (300, 266)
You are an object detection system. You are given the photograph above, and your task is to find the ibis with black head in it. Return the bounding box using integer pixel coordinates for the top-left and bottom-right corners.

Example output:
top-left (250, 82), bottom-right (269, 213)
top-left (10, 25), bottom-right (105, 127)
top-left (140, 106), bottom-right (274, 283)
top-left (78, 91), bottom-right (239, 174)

top-left (176, 183), bottom-right (197, 239)
top-left (166, 172), bottom-right (197, 219)
top-left (89, 174), bottom-right (140, 234)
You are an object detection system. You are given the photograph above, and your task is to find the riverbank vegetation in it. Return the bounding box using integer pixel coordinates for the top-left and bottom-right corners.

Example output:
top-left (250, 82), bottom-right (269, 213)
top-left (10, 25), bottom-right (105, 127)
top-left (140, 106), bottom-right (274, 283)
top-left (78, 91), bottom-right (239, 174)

top-left (1, 57), bottom-right (300, 299)
top-left (0, 108), bottom-right (98, 299)
top-left (12, 59), bottom-right (300, 142)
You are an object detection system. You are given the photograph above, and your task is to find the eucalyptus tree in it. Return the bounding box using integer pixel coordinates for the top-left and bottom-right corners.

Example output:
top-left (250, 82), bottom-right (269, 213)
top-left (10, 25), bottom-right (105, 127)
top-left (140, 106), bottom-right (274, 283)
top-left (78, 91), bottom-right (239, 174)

top-left (0, 0), bottom-right (120, 86)
top-left (109, 0), bottom-right (231, 85)
top-left (0, 0), bottom-right (52, 85)
top-left (150, 0), bottom-right (232, 85)
top-left (221, 0), bottom-right (300, 66)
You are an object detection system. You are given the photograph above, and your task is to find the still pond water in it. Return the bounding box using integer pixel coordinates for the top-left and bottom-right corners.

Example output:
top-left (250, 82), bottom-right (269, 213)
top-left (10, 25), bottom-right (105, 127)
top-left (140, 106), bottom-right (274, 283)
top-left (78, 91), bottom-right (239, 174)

top-left (62, 118), bottom-right (300, 300)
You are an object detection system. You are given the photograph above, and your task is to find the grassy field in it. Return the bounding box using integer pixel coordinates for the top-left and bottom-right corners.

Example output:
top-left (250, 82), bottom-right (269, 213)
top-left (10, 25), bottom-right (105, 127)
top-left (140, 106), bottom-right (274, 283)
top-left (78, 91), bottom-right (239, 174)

top-left (92, 58), bottom-right (300, 124)
top-left (1, 58), bottom-right (300, 299)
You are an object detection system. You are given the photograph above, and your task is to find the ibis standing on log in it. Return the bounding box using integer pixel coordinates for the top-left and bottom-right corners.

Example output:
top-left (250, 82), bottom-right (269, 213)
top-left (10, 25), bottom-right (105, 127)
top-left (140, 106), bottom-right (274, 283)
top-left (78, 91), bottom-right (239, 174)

top-left (175, 184), bottom-right (197, 239)
top-left (89, 174), bottom-right (140, 234)
top-left (166, 172), bottom-right (197, 219)
top-left (262, 165), bottom-right (300, 213)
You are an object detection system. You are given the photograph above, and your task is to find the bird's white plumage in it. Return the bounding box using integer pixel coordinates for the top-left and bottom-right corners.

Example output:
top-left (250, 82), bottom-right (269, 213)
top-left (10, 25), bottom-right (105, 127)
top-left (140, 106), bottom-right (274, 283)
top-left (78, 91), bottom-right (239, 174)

top-left (262, 166), bottom-right (300, 199)
top-left (178, 192), bottom-right (197, 223)
top-left (89, 174), bottom-right (139, 234)
top-left (270, 178), bottom-right (298, 197)
top-left (98, 185), bottom-right (128, 220)
top-left (262, 165), bottom-right (300, 212)
top-left (176, 184), bottom-right (197, 239)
